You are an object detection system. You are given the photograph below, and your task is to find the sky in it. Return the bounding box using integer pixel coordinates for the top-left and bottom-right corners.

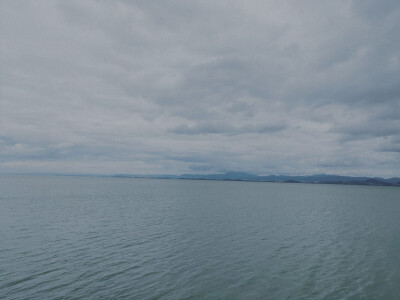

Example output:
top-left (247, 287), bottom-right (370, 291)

top-left (1, 0), bottom-right (399, 177)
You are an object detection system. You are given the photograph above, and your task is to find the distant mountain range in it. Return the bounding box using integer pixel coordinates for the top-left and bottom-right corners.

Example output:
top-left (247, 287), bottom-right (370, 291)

top-left (112, 172), bottom-right (400, 187)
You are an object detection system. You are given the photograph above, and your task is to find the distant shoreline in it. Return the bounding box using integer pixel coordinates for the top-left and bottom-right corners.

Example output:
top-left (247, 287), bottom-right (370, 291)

top-left (119, 176), bottom-right (400, 187)
top-left (3, 172), bottom-right (399, 187)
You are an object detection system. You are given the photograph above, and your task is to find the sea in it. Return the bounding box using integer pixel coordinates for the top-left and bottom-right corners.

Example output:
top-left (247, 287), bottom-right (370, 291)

top-left (1, 175), bottom-right (400, 299)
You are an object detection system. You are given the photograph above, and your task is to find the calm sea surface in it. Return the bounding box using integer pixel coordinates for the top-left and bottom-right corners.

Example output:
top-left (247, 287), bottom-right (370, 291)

top-left (1, 175), bottom-right (400, 299)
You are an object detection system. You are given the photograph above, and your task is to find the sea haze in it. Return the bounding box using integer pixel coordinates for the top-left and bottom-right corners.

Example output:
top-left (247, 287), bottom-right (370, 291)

top-left (1, 175), bottom-right (400, 299)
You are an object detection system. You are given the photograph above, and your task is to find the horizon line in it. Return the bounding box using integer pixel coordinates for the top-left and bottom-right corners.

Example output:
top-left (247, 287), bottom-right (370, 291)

top-left (1, 171), bottom-right (399, 180)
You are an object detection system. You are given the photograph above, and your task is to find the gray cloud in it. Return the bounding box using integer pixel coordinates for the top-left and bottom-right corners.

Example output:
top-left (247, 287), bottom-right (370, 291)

top-left (330, 119), bottom-right (400, 141)
top-left (1, 0), bottom-right (399, 177)
top-left (169, 123), bottom-right (286, 135)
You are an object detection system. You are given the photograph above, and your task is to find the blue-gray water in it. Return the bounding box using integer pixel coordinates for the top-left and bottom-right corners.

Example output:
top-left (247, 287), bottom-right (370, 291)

top-left (1, 175), bottom-right (400, 299)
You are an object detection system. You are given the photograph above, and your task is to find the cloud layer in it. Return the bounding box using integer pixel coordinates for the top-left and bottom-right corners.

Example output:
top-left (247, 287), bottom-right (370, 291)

top-left (1, 0), bottom-right (399, 177)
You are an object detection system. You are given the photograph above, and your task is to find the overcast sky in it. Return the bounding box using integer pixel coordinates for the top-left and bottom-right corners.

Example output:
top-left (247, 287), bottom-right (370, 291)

top-left (1, 0), bottom-right (399, 177)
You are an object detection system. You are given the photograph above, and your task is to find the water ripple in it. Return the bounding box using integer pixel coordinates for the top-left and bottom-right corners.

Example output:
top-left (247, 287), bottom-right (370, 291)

top-left (1, 176), bottom-right (400, 299)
